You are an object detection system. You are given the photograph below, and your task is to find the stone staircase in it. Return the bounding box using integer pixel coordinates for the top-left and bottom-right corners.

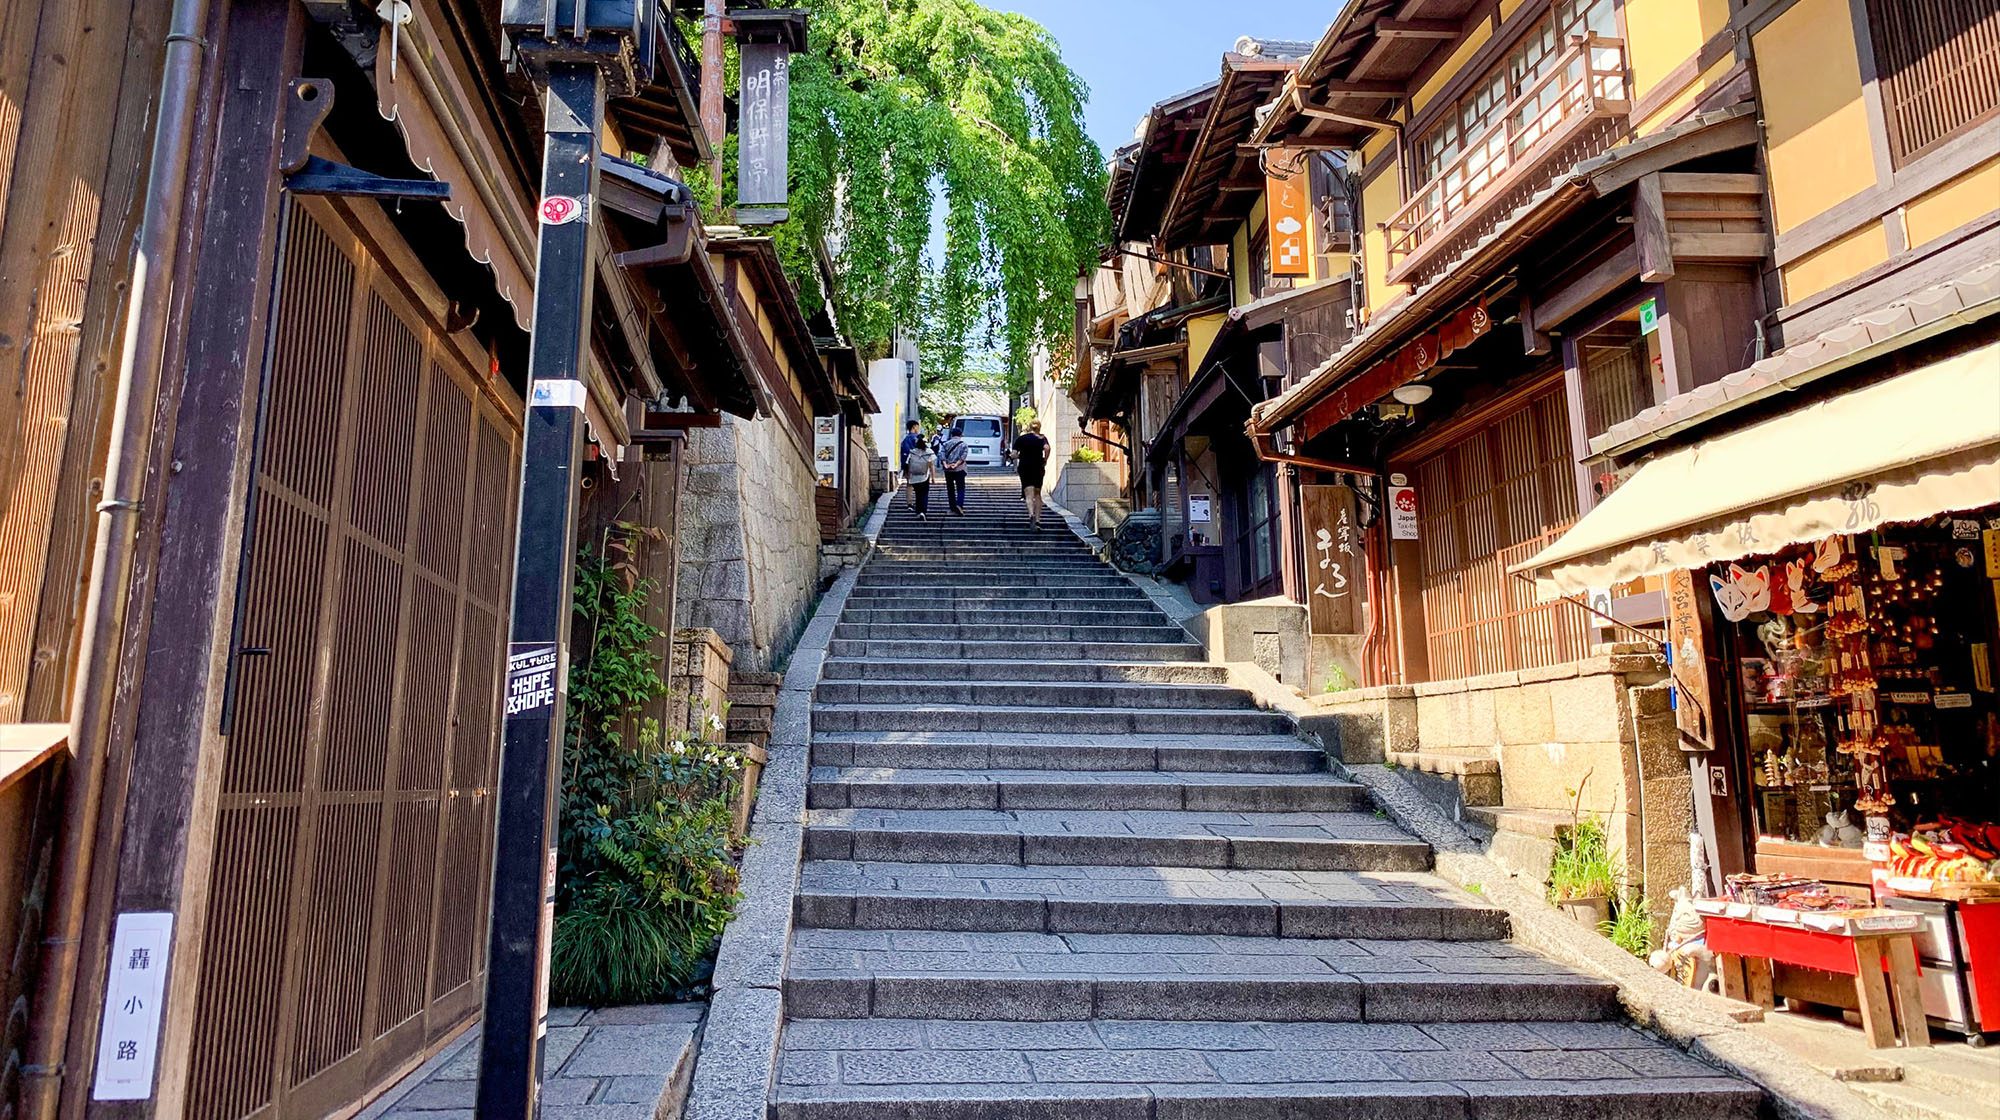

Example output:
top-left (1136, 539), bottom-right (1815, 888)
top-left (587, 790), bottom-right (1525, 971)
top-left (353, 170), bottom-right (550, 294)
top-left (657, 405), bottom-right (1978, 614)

top-left (768, 470), bottom-right (1761, 1118)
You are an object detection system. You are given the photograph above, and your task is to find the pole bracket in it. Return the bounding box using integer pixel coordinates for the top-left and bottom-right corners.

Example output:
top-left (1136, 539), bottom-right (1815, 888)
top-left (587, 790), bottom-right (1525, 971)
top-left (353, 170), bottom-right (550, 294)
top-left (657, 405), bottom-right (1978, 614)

top-left (284, 155), bottom-right (452, 201)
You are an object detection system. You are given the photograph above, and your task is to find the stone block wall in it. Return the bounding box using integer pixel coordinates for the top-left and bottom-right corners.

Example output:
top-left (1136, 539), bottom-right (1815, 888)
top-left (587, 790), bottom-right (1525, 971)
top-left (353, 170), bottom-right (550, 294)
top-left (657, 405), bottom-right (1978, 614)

top-left (669, 627), bottom-right (734, 736)
top-left (675, 415), bottom-right (824, 673)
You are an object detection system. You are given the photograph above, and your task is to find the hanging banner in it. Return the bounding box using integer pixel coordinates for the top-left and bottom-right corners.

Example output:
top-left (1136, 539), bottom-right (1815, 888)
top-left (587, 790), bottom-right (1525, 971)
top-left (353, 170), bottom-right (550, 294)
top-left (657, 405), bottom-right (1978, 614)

top-left (813, 415), bottom-right (841, 486)
top-left (1265, 149), bottom-right (1312, 276)
top-left (1295, 296), bottom-right (1491, 440)
top-left (738, 40), bottom-right (792, 216)
top-left (1666, 568), bottom-right (1719, 753)
top-left (1301, 485), bottom-right (1362, 634)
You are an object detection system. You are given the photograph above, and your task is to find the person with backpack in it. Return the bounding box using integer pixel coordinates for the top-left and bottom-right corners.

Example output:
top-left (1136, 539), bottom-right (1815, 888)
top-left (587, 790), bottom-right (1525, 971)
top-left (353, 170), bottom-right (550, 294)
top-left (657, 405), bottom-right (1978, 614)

top-left (938, 426), bottom-right (970, 515)
top-left (1011, 420), bottom-right (1051, 529)
top-left (898, 420), bottom-right (926, 502)
top-left (903, 437), bottom-right (936, 520)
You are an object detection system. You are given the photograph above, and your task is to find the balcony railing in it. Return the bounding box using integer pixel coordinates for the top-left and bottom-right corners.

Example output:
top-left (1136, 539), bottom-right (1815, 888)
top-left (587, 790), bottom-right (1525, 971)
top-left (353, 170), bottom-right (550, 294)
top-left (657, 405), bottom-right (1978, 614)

top-left (1383, 34), bottom-right (1630, 282)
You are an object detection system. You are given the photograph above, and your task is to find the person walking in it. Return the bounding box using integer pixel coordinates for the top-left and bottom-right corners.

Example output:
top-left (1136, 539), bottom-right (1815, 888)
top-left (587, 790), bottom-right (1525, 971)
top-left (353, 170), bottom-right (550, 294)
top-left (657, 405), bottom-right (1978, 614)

top-left (939, 426), bottom-right (970, 515)
top-left (898, 419), bottom-right (926, 508)
top-left (1011, 420), bottom-right (1051, 529)
top-left (903, 435), bottom-right (936, 519)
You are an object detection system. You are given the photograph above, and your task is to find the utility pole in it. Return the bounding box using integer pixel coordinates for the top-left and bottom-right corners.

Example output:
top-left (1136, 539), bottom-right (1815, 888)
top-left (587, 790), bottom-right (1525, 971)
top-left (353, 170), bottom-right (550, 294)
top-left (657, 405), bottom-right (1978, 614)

top-left (701, 0), bottom-right (726, 187)
top-left (481, 4), bottom-right (653, 1118)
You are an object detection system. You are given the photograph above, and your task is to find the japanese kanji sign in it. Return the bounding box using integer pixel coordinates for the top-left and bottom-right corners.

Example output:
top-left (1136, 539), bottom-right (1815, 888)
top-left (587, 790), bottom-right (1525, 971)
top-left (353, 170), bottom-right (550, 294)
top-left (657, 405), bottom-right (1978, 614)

top-left (1264, 149), bottom-right (1312, 276)
top-left (738, 40), bottom-right (792, 212)
top-left (1301, 485), bottom-right (1361, 635)
top-left (93, 911), bottom-right (173, 1101)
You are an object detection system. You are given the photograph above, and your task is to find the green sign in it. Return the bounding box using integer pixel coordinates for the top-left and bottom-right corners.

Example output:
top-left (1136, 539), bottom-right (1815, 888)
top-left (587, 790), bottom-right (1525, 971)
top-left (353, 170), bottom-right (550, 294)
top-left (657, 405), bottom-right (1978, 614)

top-left (1638, 298), bottom-right (1659, 335)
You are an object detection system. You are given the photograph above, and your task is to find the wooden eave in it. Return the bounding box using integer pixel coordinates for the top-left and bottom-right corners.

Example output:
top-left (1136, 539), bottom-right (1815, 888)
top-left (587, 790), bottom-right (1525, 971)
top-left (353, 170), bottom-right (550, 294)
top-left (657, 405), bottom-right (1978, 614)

top-left (710, 235), bottom-right (842, 416)
top-left (1250, 0), bottom-right (1487, 151)
top-left (1159, 55), bottom-right (1301, 251)
top-left (1115, 82), bottom-right (1221, 242)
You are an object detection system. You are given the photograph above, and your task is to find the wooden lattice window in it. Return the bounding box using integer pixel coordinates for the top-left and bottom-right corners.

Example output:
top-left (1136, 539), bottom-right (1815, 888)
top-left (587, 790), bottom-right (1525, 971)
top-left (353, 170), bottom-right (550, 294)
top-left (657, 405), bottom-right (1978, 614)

top-left (1412, 388), bottom-right (1596, 680)
top-left (1868, 0), bottom-right (2000, 166)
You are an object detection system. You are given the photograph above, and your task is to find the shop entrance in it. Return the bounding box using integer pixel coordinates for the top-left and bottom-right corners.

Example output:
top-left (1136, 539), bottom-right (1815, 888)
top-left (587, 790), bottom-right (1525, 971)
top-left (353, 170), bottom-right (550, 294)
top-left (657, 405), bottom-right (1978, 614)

top-left (184, 201), bottom-right (519, 1120)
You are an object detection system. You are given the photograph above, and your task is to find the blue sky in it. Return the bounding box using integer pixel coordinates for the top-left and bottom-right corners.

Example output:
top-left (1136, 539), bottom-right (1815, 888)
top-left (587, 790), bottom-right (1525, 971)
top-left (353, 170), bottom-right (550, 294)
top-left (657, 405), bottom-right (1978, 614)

top-left (990, 1), bottom-right (1334, 157)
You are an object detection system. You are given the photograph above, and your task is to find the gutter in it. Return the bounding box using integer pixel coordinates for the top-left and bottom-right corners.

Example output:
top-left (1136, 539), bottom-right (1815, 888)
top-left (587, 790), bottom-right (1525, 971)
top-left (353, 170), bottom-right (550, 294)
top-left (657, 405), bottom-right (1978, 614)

top-left (24, 1), bottom-right (216, 1115)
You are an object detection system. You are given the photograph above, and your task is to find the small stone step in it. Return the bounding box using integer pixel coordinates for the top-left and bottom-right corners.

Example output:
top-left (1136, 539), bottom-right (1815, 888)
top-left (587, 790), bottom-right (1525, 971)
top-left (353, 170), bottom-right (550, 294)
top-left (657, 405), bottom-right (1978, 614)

top-left (1385, 749), bottom-right (1504, 810)
top-left (825, 639), bottom-right (1204, 663)
top-left (806, 767), bottom-right (1366, 812)
top-left (808, 732), bottom-right (1325, 774)
top-left (801, 807), bottom-right (1431, 872)
top-left (813, 680), bottom-right (1261, 712)
top-left (819, 660), bottom-right (1230, 685)
top-left (810, 703), bottom-right (1294, 736)
top-left (795, 861), bottom-right (1510, 941)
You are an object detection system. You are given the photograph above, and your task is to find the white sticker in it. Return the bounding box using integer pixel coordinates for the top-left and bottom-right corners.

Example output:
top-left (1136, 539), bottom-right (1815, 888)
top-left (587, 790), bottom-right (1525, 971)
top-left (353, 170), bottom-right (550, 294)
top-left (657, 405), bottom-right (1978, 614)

top-left (93, 912), bottom-right (174, 1101)
top-left (1388, 485), bottom-right (1420, 540)
top-left (506, 643), bottom-right (558, 716)
top-left (539, 195), bottom-right (587, 225)
top-left (1935, 692), bottom-right (1973, 709)
top-left (529, 379), bottom-right (587, 410)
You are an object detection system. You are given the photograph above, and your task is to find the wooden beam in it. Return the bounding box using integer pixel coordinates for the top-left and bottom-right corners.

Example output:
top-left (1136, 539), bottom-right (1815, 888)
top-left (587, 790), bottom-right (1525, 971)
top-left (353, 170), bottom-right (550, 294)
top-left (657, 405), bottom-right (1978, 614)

top-left (1657, 172), bottom-right (1764, 195)
top-left (1532, 245), bottom-right (1639, 333)
top-left (1668, 231), bottom-right (1769, 261)
top-left (1376, 18), bottom-right (1460, 38)
top-left (1633, 174), bottom-right (1674, 283)
top-left (1316, 79), bottom-right (1406, 97)
top-left (1299, 101), bottom-right (1398, 131)
top-left (1517, 290), bottom-right (1552, 356)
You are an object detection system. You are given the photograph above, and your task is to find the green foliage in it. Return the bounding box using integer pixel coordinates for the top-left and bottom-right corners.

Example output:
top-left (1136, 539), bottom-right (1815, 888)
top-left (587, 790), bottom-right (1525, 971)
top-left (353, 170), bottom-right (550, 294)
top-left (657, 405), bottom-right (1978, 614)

top-left (553, 544), bottom-right (743, 1006)
top-left (1321, 665), bottom-right (1356, 694)
top-left (787, 0), bottom-right (1109, 382)
top-left (1548, 817), bottom-right (1617, 903)
top-left (1600, 890), bottom-right (1652, 958)
top-left (1069, 446), bottom-right (1103, 463)
top-left (1014, 404), bottom-right (1038, 430)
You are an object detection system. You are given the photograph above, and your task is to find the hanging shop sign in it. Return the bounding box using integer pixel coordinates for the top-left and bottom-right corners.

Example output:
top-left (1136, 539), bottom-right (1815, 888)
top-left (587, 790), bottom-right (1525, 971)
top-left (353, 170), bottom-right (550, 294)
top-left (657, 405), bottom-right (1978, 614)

top-left (1302, 485), bottom-right (1361, 634)
top-left (1298, 297), bottom-right (1490, 439)
top-left (1188, 494), bottom-right (1213, 524)
top-left (1265, 149), bottom-right (1312, 277)
top-left (1388, 484), bottom-right (1420, 540)
top-left (814, 415), bottom-right (841, 486)
top-left (1665, 568), bottom-right (1718, 753)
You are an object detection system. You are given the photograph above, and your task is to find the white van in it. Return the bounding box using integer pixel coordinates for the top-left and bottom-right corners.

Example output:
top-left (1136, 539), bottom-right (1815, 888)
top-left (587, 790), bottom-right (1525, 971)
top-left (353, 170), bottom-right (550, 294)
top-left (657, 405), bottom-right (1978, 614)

top-left (954, 415), bottom-right (1006, 465)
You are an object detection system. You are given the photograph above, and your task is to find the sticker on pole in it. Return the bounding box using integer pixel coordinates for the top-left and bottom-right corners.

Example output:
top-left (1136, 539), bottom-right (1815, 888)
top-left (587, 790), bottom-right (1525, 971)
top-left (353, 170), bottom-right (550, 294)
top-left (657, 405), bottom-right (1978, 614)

top-left (506, 643), bottom-right (558, 717)
top-left (540, 195), bottom-right (587, 225)
top-left (530, 378), bottom-right (587, 410)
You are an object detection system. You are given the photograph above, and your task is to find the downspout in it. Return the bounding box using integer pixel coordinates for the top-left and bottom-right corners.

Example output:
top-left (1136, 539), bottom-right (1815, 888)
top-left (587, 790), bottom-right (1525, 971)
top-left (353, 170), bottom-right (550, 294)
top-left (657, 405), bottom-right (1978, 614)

top-left (23, 0), bottom-right (215, 1115)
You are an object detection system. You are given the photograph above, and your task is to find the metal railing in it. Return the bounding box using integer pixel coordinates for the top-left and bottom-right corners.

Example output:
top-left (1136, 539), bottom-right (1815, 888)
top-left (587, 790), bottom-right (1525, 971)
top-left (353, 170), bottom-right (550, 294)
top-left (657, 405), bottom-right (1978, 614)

top-left (1383, 34), bottom-right (1630, 281)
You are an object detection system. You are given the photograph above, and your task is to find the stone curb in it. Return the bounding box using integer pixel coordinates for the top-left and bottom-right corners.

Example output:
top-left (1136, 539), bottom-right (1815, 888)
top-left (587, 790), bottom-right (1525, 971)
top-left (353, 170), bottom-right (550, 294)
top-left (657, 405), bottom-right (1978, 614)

top-left (1340, 759), bottom-right (1896, 1120)
top-left (683, 493), bottom-right (893, 1120)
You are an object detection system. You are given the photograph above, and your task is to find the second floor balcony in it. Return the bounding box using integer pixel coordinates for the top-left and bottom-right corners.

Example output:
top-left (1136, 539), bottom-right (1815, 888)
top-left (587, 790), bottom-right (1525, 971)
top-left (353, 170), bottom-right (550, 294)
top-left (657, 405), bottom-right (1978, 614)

top-left (1383, 34), bottom-right (1630, 285)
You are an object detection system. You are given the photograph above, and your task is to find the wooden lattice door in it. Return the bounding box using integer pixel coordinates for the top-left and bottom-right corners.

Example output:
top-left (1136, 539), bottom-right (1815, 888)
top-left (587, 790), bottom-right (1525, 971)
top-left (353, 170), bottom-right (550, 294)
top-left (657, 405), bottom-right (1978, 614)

top-left (186, 200), bottom-right (518, 1120)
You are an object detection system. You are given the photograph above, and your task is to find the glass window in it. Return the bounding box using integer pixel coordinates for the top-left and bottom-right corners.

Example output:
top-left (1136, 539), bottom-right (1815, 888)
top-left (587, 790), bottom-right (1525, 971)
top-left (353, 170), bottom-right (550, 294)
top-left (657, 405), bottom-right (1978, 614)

top-left (959, 417), bottom-right (1001, 437)
top-left (1573, 307), bottom-right (1664, 440)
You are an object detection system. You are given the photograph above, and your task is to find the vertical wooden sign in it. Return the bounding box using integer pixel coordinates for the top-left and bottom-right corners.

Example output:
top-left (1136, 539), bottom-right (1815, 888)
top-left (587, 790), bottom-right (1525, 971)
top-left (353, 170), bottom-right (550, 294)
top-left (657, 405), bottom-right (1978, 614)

top-left (1265, 149), bottom-right (1312, 276)
top-left (1301, 484), bottom-right (1361, 634)
top-left (737, 39), bottom-right (791, 219)
top-left (1666, 566), bottom-right (1718, 752)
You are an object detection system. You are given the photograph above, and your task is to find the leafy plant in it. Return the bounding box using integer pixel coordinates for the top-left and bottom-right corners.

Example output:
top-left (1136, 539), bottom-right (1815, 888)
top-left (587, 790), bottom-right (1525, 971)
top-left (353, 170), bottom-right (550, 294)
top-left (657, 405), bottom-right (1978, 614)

top-left (553, 546), bottom-right (744, 1005)
top-left (1548, 817), bottom-right (1617, 903)
top-left (1322, 665), bottom-right (1356, 694)
top-left (1600, 889), bottom-right (1652, 958)
top-left (1070, 446), bottom-right (1103, 463)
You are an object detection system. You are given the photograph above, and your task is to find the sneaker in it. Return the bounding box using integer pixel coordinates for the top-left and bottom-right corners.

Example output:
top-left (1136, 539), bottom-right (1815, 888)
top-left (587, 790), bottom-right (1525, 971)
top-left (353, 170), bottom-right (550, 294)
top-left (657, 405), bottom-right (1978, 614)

top-left (917, 512), bottom-right (928, 520)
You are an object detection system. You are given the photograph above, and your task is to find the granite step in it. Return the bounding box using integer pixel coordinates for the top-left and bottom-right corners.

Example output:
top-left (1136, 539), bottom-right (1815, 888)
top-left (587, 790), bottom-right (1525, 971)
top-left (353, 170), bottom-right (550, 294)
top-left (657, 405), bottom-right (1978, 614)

top-left (810, 703), bottom-right (1294, 736)
top-left (819, 660), bottom-right (1231, 685)
top-left (839, 607), bottom-right (1170, 627)
top-left (769, 1017), bottom-right (1761, 1120)
top-left (807, 732), bottom-right (1326, 774)
top-left (824, 640), bottom-right (1204, 663)
top-left (844, 590), bottom-right (1155, 606)
top-left (812, 680), bottom-right (1262, 712)
top-left (831, 623), bottom-right (1192, 644)
top-left (806, 768), bottom-right (1365, 812)
top-left (793, 861), bottom-right (1511, 941)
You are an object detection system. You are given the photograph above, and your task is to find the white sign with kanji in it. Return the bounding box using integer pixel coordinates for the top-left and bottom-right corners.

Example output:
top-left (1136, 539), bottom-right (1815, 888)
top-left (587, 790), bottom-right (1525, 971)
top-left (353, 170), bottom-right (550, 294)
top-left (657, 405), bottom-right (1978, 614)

top-left (93, 911), bottom-right (174, 1101)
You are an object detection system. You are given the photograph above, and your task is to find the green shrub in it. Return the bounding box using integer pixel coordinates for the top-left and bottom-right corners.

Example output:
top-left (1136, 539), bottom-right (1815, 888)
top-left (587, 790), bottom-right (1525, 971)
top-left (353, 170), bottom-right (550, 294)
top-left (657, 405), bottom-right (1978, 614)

top-left (1548, 817), bottom-right (1616, 902)
top-left (1600, 890), bottom-right (1652, 959)
top-left (1070, 446), bottom-right (1104, 463)
top-left (552, 545), bottom-right (744, 1006)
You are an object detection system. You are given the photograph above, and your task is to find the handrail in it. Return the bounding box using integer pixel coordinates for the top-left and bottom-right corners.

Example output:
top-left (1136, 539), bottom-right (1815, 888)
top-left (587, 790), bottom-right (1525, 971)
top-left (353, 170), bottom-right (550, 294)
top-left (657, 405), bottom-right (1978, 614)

top-left (1383, 34), bottom-right (1629, 277)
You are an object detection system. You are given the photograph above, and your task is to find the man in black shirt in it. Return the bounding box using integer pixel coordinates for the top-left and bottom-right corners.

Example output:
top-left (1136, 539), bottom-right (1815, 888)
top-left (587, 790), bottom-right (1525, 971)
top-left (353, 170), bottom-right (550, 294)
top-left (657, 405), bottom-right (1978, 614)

top-left (1011, 420), bottom-right (1051, 529)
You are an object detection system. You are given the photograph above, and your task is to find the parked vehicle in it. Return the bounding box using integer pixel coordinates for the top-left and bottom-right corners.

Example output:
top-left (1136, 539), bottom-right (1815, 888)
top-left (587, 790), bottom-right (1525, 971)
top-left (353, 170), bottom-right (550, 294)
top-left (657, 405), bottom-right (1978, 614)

top-left (955, 414), bottom-right (1006, 465)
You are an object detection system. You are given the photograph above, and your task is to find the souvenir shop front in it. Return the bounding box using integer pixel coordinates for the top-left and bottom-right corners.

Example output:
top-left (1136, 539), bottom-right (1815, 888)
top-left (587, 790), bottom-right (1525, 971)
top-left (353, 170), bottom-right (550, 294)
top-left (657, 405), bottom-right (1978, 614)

top-left (1521, 339), bottom-right (2000, 1041)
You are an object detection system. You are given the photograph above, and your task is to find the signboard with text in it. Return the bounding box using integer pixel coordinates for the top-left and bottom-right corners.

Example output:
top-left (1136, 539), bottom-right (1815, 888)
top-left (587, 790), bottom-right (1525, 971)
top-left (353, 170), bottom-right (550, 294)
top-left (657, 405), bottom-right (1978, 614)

top-left (814, 415), bottom-right (841, 486)
top-left (1301, 485), bottom-right (1361, 634)
top-left (1264, 149), bottom-right (1312, 276)
top-left (1388, 485), bottom-right (1420, 540)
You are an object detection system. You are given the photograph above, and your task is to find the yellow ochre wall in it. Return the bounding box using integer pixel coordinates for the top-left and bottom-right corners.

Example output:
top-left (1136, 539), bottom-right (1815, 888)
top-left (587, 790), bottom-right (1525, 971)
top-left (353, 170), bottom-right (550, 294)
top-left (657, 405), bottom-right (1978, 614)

top-left (1187, 313), bottom-right (1227, 374)
top-left (1755, 0), bottom-right (1877, 238)
top-left (1622, 0), bottom-right (1734, 134)
top-left (1905, 157), bottom-right (2000, 250)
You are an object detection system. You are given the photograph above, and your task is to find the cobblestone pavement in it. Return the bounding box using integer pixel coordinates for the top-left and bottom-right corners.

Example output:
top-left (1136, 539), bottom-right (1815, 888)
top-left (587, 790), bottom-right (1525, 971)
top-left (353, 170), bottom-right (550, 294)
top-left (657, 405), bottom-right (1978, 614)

top-left (765, 470), bottom-right (1764, 1118)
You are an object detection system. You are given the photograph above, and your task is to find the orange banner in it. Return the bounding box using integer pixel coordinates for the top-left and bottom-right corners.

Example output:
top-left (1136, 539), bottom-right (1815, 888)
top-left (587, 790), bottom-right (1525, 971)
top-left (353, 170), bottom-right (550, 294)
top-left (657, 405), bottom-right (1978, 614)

top-left (1265, 150), bottom-right (1312, 276)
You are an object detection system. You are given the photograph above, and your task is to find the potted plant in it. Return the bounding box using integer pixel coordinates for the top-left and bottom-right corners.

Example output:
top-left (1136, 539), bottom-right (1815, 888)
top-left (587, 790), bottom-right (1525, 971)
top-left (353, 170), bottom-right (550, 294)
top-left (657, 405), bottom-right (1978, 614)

top-left (1549, 816), bottom-right (1616, 927)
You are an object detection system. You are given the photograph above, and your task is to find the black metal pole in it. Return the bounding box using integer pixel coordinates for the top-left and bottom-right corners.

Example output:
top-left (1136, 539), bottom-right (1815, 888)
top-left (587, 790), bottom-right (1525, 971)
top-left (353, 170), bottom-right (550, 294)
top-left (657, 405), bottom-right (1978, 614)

top-left (478, 59), bottom-right (604, 1120)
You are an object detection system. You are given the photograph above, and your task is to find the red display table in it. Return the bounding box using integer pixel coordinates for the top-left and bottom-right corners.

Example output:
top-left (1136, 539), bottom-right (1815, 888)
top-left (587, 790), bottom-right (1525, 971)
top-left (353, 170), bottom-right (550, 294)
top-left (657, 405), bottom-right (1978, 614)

top-left (1697, 902), bottom-right (1929, 1049)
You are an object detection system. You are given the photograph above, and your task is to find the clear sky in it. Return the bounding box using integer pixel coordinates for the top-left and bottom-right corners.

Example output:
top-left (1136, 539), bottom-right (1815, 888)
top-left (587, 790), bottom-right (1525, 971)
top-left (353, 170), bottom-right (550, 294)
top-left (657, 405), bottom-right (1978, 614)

top-left (989, 1), bottom-right (1334, 158)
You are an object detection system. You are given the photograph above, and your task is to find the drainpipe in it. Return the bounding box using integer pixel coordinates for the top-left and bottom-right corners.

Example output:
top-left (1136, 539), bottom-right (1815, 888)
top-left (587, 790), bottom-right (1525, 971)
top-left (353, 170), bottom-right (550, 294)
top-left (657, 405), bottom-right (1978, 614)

top-left (23, 0), bottom-right (215, 1114)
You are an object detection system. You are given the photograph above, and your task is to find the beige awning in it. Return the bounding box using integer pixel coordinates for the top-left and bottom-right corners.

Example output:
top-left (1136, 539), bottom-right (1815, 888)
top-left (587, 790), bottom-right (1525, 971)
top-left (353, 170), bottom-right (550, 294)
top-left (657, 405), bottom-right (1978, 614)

top-left (1519, 340), bottom-right (2000, 596)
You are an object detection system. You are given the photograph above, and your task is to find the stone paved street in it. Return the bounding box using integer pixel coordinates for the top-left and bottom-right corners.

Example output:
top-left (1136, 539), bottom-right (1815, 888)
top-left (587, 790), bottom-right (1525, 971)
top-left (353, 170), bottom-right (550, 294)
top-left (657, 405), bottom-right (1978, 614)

top-left (761, 469), bottom-right (1766, 1118)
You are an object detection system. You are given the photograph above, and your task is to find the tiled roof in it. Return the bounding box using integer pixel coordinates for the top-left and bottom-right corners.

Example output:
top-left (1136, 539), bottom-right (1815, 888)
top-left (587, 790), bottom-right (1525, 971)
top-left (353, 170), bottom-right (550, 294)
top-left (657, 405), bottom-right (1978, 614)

top-left (1589, 259), bottom-right (2000, 459)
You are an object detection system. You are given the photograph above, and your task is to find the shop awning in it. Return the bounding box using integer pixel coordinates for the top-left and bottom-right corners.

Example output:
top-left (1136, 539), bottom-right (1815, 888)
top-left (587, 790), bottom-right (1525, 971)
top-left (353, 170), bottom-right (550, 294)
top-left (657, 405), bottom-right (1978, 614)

top-left (1517, 340), bottom-right (2000, 596)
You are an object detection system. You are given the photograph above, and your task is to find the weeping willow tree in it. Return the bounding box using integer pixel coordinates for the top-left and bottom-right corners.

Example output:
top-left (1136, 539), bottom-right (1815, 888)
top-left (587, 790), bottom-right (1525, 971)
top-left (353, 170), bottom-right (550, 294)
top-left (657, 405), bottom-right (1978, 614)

top-left (782, 0), bottom-right (1109, 387)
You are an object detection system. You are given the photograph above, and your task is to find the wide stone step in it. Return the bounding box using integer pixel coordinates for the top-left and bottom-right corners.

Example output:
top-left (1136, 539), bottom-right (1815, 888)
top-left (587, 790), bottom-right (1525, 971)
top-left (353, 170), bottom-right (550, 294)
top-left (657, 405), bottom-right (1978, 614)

top-left (855, 575), bottom-right (1137, 590)
top-left (814, 680), bottom-right (1261, 712)
top-left (802, 807), bottom-right (1430, 872)
top-left (812, 703), bottom-right (1293, 736)
top-left (795, 861), bottom-right (1510, 941)
top-left (820, 660), bottom-right (1230, 685)
top-left (832, 624), bottom-right (1190, 645)
top-left (808, 732), bottom-right (1325, 774)
top-left (845, 590), bottom-right (1154, 607)
top-left (770, 1017), bottom-right (1761, 1120)
top-left (825, 640), bottom-right (1204, 663)
top-left (807, 768), bottom-right (1365, 812)
top-left (841, 608), bottom-right (1167, 627)
top-left (784, 930), bottom-right (1616, 1023)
